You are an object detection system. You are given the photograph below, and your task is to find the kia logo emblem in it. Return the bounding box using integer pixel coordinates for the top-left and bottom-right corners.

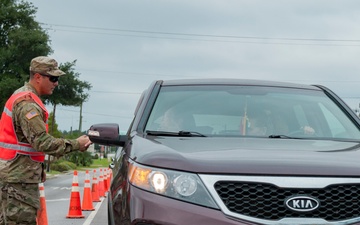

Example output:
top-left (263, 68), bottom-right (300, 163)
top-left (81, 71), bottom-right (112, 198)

top-left (285, 196), bottom-right (320, 212)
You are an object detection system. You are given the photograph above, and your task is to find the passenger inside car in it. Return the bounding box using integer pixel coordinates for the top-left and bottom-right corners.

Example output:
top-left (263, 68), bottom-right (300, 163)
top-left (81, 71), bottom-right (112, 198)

top-left (242, 109), bottom-right (315, 137)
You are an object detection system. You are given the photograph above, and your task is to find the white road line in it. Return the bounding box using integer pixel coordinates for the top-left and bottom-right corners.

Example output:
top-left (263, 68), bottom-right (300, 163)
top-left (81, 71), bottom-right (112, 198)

top-left (46, 198), bottom-right (70, 202)
top-left (49, 186), bottom-right (73, 190)
top-left (60, 187), bottom-right (73, 190)
top-left (82, 197), bottom-right (105, 225)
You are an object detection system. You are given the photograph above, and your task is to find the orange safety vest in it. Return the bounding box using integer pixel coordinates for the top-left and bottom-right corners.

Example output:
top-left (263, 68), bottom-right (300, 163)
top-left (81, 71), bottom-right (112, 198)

top-left (0, 91), bottom-right (48, 162)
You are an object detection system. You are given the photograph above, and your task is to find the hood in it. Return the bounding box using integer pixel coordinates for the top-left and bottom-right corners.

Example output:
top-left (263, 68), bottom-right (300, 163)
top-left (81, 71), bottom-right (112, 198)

top-left (129, 135), bottom-right (360, 177)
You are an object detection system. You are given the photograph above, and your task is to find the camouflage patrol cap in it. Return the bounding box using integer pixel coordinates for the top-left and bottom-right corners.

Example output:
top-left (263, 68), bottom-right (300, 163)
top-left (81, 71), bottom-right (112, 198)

top-left (30, 56), bottom-right (65, 76)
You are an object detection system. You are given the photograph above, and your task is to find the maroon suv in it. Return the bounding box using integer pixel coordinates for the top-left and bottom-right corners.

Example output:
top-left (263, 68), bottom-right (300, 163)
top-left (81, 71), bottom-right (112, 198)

top-left (88, 79), bottom-right (360, 225)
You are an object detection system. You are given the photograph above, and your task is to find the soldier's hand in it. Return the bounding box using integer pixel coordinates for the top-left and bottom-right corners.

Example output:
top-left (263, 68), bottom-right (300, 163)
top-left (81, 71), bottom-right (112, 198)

top-left (77, 135), bottom-right (92, 152)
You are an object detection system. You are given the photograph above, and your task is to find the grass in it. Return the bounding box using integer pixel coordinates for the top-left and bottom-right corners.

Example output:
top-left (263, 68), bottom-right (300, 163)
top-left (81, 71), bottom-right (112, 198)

top-left (47, 170), bottom-right (62, 175)
top-left (47, 158), bottom-right (112, 175)
top-left (89, 158), bottom-right (112, 168)
top-left (77, 158), bottom-right (112, 174)
top-left (76, 158), bottom-right (112, 172)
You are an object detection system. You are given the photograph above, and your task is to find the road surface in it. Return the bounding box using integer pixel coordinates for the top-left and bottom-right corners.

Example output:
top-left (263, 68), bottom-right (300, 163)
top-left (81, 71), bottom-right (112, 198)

top-left (43, 169), bottom-right (108, 225)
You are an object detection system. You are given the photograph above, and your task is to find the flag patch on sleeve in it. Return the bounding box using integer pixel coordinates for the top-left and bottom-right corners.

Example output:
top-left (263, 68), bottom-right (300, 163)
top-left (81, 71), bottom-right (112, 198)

top-left (26, 110), bottom-right (39, 120)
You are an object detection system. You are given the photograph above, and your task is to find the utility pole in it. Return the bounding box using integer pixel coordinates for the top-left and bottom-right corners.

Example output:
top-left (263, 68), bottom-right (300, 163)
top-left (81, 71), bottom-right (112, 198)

top-left (47, 107), bottom-right (56, 173)
top-left (78, 102), bottom-right (83, 133)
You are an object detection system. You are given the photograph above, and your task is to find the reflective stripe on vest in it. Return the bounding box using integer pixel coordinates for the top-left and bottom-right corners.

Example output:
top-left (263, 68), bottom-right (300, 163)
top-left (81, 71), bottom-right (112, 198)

top-left (0, 142), bottom-right (37, 152)
top-left (0, 91), bottom-right (47, 162)
top-left (3, 106), bottom-right (11, 117)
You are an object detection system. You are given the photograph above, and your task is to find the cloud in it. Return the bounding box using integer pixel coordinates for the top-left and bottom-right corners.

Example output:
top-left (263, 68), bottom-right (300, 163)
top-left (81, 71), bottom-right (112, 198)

top-left (30, 0), bottom-right (360, 131)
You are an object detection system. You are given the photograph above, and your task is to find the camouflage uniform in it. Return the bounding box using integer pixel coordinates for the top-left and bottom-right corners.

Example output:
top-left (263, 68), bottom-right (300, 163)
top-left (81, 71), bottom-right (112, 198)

top-left (0, 183), bottom-right (39, 225)
top-left (0, 82), bottom-right (81, 225)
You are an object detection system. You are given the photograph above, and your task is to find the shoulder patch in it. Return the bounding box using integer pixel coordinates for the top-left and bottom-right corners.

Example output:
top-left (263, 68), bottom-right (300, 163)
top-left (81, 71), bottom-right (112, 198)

top-left (25, 110), bottom-right (39, 120)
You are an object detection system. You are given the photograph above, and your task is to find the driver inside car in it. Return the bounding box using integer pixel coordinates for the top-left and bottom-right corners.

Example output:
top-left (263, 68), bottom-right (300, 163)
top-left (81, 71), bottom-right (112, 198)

top-left (158, 107), bottom-right (195, 132)
top-left (247, 116), bottom-right (268, 136)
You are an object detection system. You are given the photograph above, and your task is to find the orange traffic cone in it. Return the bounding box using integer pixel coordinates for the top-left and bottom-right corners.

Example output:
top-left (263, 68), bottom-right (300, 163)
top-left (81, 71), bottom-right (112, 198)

top-left (82, 170), bottom-right (95, 211)
top-left (66, 170), bottom-right (85, 218)
top-left (98, 168), bottom-right (105, 198)
top-left (107, 168), bottom-right (111, 190)
top-left (91, 169), bottom-right (100, 202)
top-left (37, 183), bottom-right (48, 225)
top-left (103, 169), bottom-right (108, 192)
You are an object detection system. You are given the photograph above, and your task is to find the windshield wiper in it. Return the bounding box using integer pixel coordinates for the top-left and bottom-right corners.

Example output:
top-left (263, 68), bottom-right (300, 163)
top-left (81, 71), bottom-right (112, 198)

top-left (268, 134), bottom-right (302, 139)
top-left (179, 131), bottom-right (207, 137)
top-left (146, 130), bottom-right (207, 137)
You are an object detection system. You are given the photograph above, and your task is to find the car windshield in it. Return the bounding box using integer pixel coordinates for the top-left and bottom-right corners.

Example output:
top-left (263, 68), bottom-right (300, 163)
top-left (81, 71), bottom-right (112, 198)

top-left (145, 85), bottom-right (360, 140)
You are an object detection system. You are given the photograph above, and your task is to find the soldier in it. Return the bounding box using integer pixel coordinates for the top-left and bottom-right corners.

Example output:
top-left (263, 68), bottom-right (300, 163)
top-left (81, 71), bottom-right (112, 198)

top-left (0, 56), bottom-right (91, 225)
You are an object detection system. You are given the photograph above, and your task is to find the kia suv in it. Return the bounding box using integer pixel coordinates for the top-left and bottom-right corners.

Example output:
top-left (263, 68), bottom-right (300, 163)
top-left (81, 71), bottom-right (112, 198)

top-left (88, 79), bottom-right (360, 225)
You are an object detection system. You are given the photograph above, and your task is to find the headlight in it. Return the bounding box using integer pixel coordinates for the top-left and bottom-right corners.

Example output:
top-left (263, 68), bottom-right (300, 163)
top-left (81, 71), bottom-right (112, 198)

top-left (150, 171), bottom-right (168, 193)
top-left (128, 161), bottom-right (218, 209)
top-left (173, 175), bottom-right (197, 196)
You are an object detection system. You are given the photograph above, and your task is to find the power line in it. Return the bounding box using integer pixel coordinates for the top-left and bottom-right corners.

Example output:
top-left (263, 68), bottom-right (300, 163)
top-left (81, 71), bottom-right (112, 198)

top-left (78, 68), bottom-right (193, 78)
top-left (39, 23), bottom-right (360, 46)
top-left (48, 28), bottom-right (360, 47)
top-left (57, 107), bottom-right (132, 118)
top-left (71, 68), bottom-right (360, 94)
top-left (75, 68), bottom-right (360, 83)
top-left (40, 23), bottom-right (360, 43)
top-left (90, 90), bottom-right (141, 94)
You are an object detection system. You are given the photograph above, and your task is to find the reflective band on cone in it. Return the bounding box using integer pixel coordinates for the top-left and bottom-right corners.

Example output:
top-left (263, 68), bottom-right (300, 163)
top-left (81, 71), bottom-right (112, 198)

top-left (98, 168), bottom-right (105, 198)
top-left (37, 183), bottom-right (48, 225)
top-left (91, 169), bottom-right (101, 202)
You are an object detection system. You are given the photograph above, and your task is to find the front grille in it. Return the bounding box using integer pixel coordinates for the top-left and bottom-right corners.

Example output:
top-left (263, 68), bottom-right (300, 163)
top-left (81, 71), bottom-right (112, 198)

top-left (214, 181), bottom-right (360, 221)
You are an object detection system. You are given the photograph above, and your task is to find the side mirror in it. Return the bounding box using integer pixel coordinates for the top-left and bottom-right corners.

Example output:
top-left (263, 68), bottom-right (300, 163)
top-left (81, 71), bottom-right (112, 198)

top-left (87, 123), bottom-right (126, 146)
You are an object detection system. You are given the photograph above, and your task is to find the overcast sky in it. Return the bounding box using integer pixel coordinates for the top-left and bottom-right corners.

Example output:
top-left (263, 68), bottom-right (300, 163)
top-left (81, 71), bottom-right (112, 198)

top-left (29, 0), bottom-right (360, 132)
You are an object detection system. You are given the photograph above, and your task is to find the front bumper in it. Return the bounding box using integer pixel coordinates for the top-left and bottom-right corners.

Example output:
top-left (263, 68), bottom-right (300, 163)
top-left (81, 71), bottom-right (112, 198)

top-left (125, 185), bottom-right (254, 225)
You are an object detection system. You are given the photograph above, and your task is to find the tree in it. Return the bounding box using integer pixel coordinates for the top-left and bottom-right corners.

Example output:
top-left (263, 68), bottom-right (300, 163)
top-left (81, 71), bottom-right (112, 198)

top-left (48, 112), bottom-right (62, 137)
top-left (0, 1), bottom-right (93, 173)
top-left (0, 0), bottom-right (92, 125)
top-left (0, 0), bottom-right (52, 111)
top-left (43, 60), bottom-right (92, 133)
top-left (43, 61), bottom-right (91, 172)
top-left (64, 151), bottom-right (93, 167)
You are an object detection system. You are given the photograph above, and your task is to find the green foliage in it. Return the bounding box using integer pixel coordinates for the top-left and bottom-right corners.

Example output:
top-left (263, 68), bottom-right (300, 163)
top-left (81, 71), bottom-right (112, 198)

top-left (62, 129), bottom-right (86, 138)
top-left (64, 151), bottom-right (93, 167)
top-left (50, 159), bottom-right (77, 172)
top-left (48, 112), bottom-right (62, 137)
top-left (0, 0), bottom-right (52, 112)
top-left (0, 1), bottom-right (92, 127)
top-left (92, 158), bottom-right (112, 167)
top-left (43, 61), bottom-right (92, 133)
top-left (0, 75), bottom-right (22, 100)
top-left (43, 60), bottom-right (92, 107)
